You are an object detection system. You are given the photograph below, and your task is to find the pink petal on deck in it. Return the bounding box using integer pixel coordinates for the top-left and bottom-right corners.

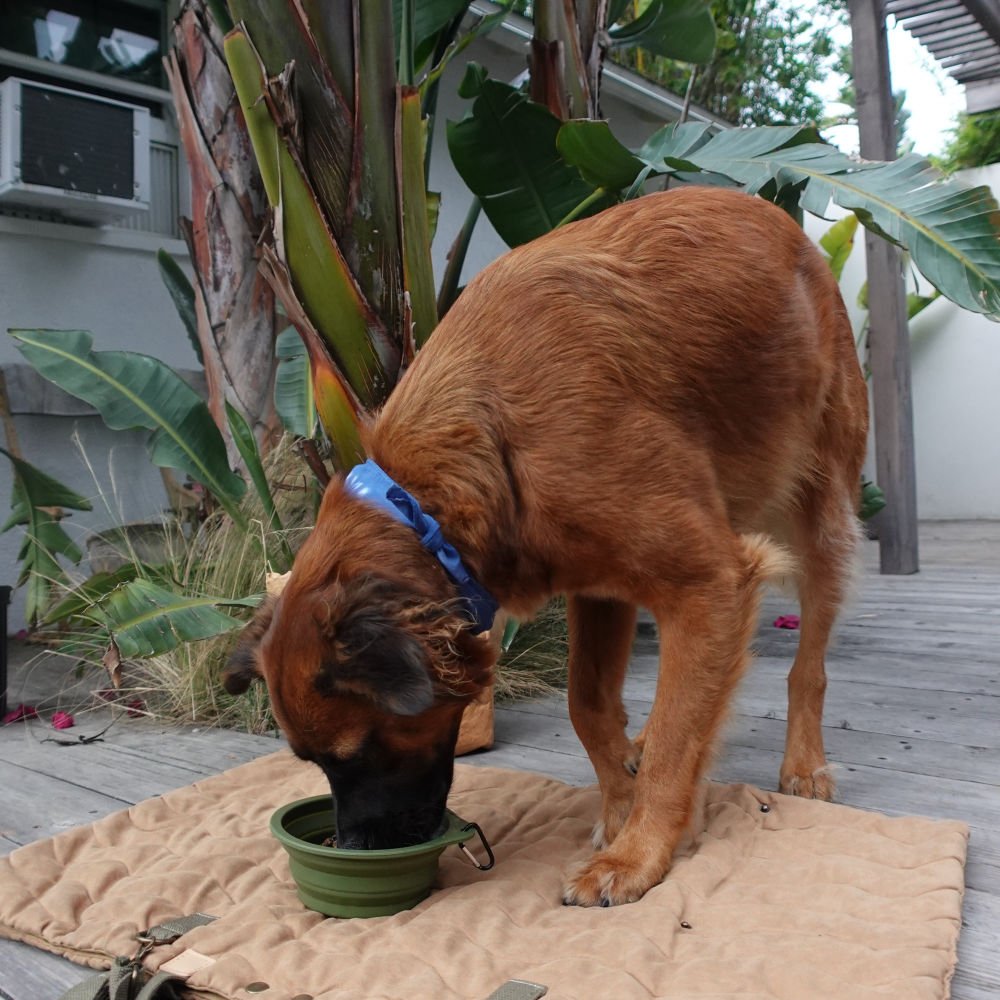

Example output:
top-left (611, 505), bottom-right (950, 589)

top-left (52, 711), bottom-right (75, 730)
top-left (2, 703), bottom-right (39, 725)
top-left (773, 614), bottom-right (800, 629)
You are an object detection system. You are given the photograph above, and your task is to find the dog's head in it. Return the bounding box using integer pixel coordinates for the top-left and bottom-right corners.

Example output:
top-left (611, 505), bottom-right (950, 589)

top-left (223, 482), bottom-right (495, 849)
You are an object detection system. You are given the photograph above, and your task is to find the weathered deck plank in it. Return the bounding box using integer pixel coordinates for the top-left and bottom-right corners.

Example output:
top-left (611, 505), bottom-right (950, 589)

top-left (1, 527), bottom-right (998, 999)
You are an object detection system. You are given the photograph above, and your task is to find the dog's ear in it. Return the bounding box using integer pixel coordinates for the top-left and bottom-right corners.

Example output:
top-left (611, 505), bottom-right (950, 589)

top-left (222, 595), bottom-right (276, 695)
top-left (314, 599), bottom-right (435, 717)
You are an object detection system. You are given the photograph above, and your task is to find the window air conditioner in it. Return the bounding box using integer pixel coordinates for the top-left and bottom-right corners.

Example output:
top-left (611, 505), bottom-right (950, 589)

top-left (0, 76), bottom-right (150, 224)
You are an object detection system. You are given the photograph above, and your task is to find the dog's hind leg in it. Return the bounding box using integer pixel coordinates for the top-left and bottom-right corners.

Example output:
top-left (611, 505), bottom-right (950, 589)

top-left (780, 485), bottom-right (862, 800)
top-left (566, 595), bottom-right (639, 848)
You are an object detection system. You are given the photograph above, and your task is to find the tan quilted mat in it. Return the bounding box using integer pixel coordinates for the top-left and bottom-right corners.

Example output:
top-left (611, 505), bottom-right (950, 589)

top-left (0, 751), bottom-right (968, 1000)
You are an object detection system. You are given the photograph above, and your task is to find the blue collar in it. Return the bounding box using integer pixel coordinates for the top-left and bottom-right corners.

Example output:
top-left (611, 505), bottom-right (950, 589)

top-left (343, 459), bottom-right (499, 635)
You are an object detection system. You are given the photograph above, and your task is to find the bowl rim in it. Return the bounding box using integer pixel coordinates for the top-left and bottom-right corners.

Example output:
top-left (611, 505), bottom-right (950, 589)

top-left (270, 795), bottom-right (476, 861)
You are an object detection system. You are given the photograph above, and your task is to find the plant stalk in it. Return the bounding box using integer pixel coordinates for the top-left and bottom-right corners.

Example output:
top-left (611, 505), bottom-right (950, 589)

top-left (556, 187), bottom-right (607, 228)
top-left (437, 198), bottom-right (482, 317)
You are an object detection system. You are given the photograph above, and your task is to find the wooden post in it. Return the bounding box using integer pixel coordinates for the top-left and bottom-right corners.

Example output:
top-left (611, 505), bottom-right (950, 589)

top-left (848, 0), bottom-right (920, 574)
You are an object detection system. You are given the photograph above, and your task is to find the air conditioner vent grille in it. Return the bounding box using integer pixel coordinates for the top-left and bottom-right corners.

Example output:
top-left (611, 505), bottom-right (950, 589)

top-left (20, 85), bottom-right (135, 199)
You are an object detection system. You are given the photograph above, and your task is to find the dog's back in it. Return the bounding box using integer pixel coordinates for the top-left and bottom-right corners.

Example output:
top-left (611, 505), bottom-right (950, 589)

top-left (371, 187), bottom-right (867, 599)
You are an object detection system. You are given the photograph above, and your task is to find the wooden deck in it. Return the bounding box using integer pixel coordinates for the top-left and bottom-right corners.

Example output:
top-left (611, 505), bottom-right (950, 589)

top-left (1, 522), bottom-right (998, 999)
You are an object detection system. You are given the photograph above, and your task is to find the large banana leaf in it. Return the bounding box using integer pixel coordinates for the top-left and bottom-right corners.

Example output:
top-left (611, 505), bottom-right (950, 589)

top-left (93, 579), bottom-right (262, 658)
top-left (607, 0), bottom-right (716, 64)
top-left (234, 0), bottom-right (404, 374)
top-left (557, 122), bottom-right (1000, 320)
top-left (224, 23), bottom-right (389, 464)
top-left (43, 564), bottom-right (143, 626)
top-left (447, 74), bottom-right (612, 247)
top-left (1, 447), bottom-right (93, 625)
top-left (10, 329), bottom-right (248, 522)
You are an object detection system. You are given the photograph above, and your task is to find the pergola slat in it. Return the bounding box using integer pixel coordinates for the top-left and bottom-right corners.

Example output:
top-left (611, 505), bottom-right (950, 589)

top-left (891, 0), bottom-right (1000, 111)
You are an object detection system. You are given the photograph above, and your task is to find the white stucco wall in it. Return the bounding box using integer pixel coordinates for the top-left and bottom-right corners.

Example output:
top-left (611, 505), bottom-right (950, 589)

top-left (0, 218), bottom-right (196, 626)
top-left (805, 163), bottom-right (1000, 521)
top-left (909, 164), bottom-right (1000, 519)
top-left (0, 219), bottom-right (196, 369)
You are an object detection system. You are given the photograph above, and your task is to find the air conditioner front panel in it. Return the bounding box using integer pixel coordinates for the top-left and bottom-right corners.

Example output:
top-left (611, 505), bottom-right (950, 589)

top-left (0, 77), bottom-right (150, 223)
top-left (20, 85), bottom-right (135, 200)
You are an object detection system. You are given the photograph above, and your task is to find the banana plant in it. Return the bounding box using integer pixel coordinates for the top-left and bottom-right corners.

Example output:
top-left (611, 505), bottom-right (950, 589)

top-left (0, 448), bottom-right (93, 626)
top-left (450, 112), bottom-right (1000, 320)
top-left (10, 329), bottom-right (249, 525)
top-left (218, 0), bottom-right (719, 464)
top-left (96, 580), bottom-right (262, 661)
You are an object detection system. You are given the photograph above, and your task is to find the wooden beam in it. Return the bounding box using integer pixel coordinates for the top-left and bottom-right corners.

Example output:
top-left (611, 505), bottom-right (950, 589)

top-left (931, 35), bottom-right (997, 60)
top-left (960, 0), bottom-right (1000, 48)
top-left (848, 0), bottom-right (920, 575)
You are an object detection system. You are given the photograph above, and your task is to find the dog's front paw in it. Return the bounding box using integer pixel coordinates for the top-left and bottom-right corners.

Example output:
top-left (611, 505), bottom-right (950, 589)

top-left (779, 763), bottom-right (835, 801)
top-left (562, 852), bottom-right (663, 908)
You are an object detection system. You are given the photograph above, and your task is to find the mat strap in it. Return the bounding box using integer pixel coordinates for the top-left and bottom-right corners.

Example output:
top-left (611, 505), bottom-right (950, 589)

top-left (58, 913), bottom-right (217, 1000)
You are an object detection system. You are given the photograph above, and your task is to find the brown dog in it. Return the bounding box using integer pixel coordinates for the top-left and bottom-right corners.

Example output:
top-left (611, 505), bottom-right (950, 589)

top-left (224, 187), bottom-right (868, 907)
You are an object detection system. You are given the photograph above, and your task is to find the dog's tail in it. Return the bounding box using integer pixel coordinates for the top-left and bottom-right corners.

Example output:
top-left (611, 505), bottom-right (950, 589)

top-left (738, 533), bottom-right (797, 593)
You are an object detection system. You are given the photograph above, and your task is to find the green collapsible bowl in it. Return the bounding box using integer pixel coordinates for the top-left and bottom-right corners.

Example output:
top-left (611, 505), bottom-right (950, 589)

top-left (270, 795), bottom-right (494, 918)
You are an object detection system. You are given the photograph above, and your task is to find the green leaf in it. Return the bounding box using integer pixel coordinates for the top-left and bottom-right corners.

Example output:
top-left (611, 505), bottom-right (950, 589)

top-left (556, 121), bottom-right (647, 191)
top-left (10, 329), bottom-right (247, 522)
top-left (557, 120), bottom-right (720, 193)
top-left (448, 80), bottom-right (611, 247)
top-left (654, 129), bottom-right (1000, 318)
top-left (819, 215), bottom-right (859, 282)
top-left (457, 61), bottom-right (488, 99)
top-left (421, 11), bottom-right (507, 99)
top-left (225, 28), bottom-right (392, 408)
top-left (274, 327), bottom-right (315, 438)
top-left (0, 448), bottom-right (92, 532)
top-left (94, 579), bottom-right (262, 658)
top-left (556, 119), bottom-right (1000, 318)
top-left (224, 401), bottom-right (285, 540)
top-left (399, 88), bottom-right (439, 348)
top-left (860, 481), bottom-right (886, 521)
top-left (392, 0), bottom-right (470, 71)
top-left (0, 447), bottom-right (92, 625)
top-left (156, 249), bottom-right (202, 367)
top-left (501, 616), bottom-right (520, 653)
top-left (607, 0), bottom-right (632, 27)
top-left (907, 290), bottom-right (940, 319)
top-left (608, 0), bottom-right (716, 64)
top-left (43, 564), bottom-right (143, 626)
